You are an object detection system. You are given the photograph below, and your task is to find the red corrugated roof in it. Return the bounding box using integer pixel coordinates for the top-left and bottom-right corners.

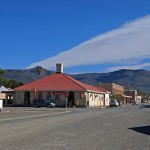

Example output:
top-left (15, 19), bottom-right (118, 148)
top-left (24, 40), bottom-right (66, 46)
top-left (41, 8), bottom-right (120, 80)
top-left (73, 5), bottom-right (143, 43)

top-left (14, 73), bottom-right (107, 93)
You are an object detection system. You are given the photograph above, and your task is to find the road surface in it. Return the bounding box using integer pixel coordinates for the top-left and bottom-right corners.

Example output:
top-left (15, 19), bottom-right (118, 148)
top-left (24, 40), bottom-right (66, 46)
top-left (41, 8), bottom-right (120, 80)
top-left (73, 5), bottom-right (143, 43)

top-left (0, 104), bottom-right (150, 150)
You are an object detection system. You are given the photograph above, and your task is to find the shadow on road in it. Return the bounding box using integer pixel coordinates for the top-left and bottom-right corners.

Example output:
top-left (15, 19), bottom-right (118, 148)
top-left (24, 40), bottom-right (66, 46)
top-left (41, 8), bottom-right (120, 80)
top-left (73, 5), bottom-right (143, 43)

top-left (129, 126), bottom-right (150, 136)
top-left (139, 104), bottom-right (150, 108)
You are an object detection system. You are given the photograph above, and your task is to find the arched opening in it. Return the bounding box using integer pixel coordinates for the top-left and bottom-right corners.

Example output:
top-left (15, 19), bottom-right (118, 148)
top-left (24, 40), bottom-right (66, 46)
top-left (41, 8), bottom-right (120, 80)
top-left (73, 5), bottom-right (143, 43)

top-left (7, 95), bottom-right (13, 104)
top-left (24, 91), bottom-right (30, 106)
top-left (68, 91), bottom-right (75, 106)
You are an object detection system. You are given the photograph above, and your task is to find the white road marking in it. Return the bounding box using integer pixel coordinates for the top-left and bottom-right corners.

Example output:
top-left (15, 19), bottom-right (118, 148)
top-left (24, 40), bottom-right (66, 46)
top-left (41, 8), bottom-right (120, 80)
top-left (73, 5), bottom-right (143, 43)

top-left (0, 111), bottom-right (71, 122)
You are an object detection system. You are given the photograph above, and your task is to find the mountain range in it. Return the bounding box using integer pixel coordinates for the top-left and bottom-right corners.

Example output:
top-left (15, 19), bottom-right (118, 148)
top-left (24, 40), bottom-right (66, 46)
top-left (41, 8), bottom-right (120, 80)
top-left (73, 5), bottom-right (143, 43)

top-left (3, 67), bottom-right (150, 93)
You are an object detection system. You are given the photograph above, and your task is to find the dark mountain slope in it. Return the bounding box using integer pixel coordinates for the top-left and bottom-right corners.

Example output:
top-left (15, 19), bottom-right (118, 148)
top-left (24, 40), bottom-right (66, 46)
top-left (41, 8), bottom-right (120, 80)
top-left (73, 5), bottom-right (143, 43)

top-left (3, 67), bottom-right (150, 93)
top-left (4, 67), bottom-right (54, 83)
top-left (71, 69), bottom-right (150, 93)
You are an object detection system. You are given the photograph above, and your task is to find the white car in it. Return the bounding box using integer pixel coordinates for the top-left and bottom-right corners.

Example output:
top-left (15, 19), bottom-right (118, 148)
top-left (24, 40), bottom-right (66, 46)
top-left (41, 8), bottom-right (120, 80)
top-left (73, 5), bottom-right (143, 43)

top-left (109, 99), bottom-right (119, 107)
top-left (132, 100), bottom-right (139, 105)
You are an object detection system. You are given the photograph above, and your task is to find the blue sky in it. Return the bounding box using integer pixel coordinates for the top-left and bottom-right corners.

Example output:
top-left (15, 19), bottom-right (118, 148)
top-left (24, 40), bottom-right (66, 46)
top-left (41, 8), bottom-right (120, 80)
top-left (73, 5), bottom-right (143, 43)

top-left (0, 0), bottom-right (150, 73)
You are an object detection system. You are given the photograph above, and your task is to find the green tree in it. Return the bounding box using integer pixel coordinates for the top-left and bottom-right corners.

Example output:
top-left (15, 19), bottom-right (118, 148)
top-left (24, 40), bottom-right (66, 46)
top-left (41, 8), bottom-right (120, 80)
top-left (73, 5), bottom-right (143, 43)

top-left (0, 68), bottom-right (24, 89)
top-left (18, 82), bottom-right (24, 86)
top-left (0, 68), bottom-right (5, 77)
top-left (0, 68), bottom-right (5, 86)
top-left (7, 80), bottom-right (17, 89)
top-left (36, 66), bottom-right (43, 78)
top-left (1, 78), bottom-right (9, 87)
top-left (7, 80), bottom-right (24, 89)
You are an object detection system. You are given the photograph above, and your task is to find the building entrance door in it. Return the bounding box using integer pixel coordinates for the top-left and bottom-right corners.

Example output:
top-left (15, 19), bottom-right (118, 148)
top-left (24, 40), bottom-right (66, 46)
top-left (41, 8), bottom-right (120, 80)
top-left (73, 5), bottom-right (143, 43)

top-left (24, 91), bottom-right (30, 106)
top-left (68, 91), bottom-right (74, 106)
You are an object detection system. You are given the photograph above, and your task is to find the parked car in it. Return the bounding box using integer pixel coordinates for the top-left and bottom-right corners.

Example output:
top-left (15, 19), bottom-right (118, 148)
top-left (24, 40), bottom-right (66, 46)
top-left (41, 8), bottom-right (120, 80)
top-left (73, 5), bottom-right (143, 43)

top-left (132, 100), bottom-right (139, 105)
top-left (32, 98), bottom-right (56, 108)
top-left (109, 99), bottom-right (119, 107)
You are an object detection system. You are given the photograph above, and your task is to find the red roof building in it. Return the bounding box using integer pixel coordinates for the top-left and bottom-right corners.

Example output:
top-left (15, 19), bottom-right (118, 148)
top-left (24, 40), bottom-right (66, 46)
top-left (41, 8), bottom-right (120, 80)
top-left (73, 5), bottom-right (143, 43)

top-left (13, 64), bottom-right (110, 107)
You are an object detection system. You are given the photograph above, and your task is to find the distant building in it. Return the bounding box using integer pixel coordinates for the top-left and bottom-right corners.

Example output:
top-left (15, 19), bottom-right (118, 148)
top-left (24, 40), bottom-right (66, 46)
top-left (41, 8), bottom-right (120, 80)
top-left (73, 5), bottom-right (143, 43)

top-left (101, 82), bottom-right (132, 104)
top-left (124, 90), bottom-right (137, 101)
top-left (124, 90), bottom-right (142, 103)
top-left (101, 82), bottom-right (124, 95)
top-left (13, 64), bottom-right (110, 107)
top-left (137, 96), bottom-right (142, 103)
top-left (0, 86), bottom-right (14, 106)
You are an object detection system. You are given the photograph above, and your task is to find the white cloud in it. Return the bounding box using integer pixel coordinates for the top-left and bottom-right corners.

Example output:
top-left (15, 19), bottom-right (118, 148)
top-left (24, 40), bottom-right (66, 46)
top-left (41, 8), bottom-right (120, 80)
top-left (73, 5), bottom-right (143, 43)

top-left (106, 63), bottom-right (150, 72)
top-left (27, 15), bottom-right (150, 71)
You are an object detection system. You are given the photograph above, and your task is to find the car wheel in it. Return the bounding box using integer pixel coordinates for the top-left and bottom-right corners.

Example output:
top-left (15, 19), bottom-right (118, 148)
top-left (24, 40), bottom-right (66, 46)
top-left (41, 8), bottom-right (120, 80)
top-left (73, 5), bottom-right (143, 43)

top-left (34, 104), bottom-right (37, 108)
top-left (47, 105), bottom-right (50, 108)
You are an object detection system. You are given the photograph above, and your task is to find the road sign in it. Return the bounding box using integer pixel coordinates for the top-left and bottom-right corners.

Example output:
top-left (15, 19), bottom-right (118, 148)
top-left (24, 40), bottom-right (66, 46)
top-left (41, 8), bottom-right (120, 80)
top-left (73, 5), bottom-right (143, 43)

top-left (53, 92), bottom-right (68, 97)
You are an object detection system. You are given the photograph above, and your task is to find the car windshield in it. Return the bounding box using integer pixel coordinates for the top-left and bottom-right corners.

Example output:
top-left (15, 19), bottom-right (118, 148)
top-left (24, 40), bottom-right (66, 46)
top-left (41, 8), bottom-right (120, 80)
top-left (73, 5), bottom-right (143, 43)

top-left (111, 99), bottom-right (116, 102)
top-left (46, 99), bottom-right (54, 103)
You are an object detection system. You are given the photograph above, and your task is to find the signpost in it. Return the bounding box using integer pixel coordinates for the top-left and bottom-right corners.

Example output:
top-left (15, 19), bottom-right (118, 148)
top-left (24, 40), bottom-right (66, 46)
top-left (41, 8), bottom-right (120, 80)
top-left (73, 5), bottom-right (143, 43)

top-left (65, 96), bottom-right (68, 112)
top-left (33, 88), bottom-right (37, 99)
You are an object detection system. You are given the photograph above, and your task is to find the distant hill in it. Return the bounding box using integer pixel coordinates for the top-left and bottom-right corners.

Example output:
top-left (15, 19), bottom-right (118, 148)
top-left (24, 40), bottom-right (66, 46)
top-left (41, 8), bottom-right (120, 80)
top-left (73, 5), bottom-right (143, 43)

top-left (71, 69), bottom-right (150, 93)
top-left (3, 67), bottom-right (150, 93)
top-left (4, 67), bottom-right (54, 83)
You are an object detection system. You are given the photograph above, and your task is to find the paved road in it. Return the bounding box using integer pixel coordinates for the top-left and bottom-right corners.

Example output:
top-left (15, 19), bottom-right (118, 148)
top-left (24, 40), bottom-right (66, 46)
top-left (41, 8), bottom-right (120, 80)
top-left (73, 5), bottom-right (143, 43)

top-left (0, 104), bottom-right (150, 150)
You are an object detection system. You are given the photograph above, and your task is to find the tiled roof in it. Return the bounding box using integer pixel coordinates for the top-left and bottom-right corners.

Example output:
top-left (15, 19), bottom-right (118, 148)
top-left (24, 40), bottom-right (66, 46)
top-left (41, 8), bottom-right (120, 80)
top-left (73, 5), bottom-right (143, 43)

top-left (14, 73), bottom-right (107, 93)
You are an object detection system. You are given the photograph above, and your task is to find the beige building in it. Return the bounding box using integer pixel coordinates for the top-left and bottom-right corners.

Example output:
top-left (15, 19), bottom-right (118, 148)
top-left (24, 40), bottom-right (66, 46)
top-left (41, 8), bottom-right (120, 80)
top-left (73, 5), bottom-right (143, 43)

top-left (124, 90), bottom-right (137, 101)
top-left (101, 82), bottom-right (132, 104)
top-left (13, 64), bottom-right (110, 107)
top-left (101, 82), bottom-right (124, 95)
top-left (0, 86), bottom-right (9, 109)
top-left (0, 93), bottom-right (5, 110)
top-left (124, 90), bottom-right (142, 103)
top-left (0, 86), bottom-right (14, 106)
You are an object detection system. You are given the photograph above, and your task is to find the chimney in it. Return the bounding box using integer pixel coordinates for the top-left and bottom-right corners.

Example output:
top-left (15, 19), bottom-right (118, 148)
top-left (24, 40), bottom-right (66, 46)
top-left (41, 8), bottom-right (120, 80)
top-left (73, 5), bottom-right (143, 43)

top-left (56, 63), bottom-right (63, 73)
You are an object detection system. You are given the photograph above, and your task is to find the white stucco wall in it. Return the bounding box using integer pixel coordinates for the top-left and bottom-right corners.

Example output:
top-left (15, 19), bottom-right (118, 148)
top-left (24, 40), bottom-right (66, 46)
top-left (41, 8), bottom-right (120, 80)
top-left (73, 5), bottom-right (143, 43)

top-left (14, 90), bottom-right (109, 107)
top-left (105, 93), bottom-right (110, 106)
top-left (14, 91), bottom-right (25, 105)
top-left (137, 96), bottom-right (141, 103)
top-left (86, 92), bottom-right (105, 107)
top-left (0, 100), bottom-right (3, 109)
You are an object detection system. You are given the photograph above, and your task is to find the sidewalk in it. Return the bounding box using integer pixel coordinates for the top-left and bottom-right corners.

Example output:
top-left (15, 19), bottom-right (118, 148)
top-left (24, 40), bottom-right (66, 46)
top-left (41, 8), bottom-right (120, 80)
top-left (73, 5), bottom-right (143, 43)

top-left (0, 106), bottom-right (70, 112)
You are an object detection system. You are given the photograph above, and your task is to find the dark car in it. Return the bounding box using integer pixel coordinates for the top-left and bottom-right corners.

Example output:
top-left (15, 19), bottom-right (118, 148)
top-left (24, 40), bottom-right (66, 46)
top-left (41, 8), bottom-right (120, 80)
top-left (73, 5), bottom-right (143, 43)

top-left (32, 98), bottom-right (56, 108)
